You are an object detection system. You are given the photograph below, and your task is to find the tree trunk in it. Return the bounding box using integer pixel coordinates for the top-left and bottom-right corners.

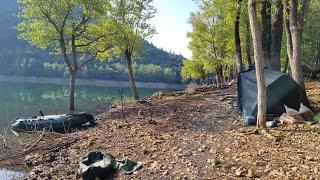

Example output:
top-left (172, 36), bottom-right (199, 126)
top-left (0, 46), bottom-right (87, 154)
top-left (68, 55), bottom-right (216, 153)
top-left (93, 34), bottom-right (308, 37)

top-left (235, 0), bottom-right (243, 73)
top-left (69, 71), bottom-right (76, 111)
top-left (69, 35), bottom-right (78, 112)
top-left (283, 55), bottom-right (289, 73)
top-left (310, 48), bottom-right (320, 77)
top-left (125, 49), bottom-right (140, 100)
top-left (215, 65), bottom-right (223, 87)
top-left (248, 0), bottom-right (266, 129)
top-left (270, 0), bottom-right (283, 70)
top-left (245, 17), bottom-right (253, 67)
top-left (261, 0), bottom-right (272, 68)
top-left (288, 0), bottom-right (307, 89)
top-left (59, 34), bottom-right (78, 112)
top-left (284, 2), bottom-right (294, 65)
top-left (235, 1), bottom-right (243, 111)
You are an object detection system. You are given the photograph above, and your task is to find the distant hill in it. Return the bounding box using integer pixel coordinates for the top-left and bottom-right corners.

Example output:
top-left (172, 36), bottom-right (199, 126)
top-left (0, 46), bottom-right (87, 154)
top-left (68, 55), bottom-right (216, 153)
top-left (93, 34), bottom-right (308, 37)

top-left (0, 0), bottom-right (184, 83)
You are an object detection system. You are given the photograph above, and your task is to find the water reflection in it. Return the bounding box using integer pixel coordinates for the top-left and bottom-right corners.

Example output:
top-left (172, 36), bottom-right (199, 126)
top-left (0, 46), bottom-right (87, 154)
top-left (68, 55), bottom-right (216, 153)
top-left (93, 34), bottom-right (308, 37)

top-left (0, 81), bottom-right (168, 130)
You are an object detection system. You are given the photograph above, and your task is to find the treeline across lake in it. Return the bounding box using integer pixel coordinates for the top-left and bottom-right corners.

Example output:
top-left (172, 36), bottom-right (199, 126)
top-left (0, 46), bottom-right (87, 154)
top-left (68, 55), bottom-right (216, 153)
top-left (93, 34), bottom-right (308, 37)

top-left (0, 41), bottom-right (183, 83)
top-left (0, 0), bottom-right (183, 84)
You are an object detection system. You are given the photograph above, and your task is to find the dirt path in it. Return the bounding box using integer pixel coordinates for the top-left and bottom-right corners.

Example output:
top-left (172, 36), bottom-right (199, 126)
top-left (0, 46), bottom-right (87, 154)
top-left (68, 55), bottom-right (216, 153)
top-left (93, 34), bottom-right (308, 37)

top-left (2, 82), bottom-right (320, 179)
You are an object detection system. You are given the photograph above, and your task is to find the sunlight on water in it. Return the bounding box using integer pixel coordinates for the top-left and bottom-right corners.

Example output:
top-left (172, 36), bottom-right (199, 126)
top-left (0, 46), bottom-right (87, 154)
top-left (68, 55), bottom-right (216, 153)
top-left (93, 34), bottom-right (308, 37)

top-left (0, 169), bottom-right (25, 180)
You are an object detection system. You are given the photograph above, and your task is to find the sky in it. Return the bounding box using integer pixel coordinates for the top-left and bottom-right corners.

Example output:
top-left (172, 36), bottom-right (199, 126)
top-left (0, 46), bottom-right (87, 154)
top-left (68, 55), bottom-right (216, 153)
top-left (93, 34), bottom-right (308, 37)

top-left (148, 0), bottom-right (198, 59)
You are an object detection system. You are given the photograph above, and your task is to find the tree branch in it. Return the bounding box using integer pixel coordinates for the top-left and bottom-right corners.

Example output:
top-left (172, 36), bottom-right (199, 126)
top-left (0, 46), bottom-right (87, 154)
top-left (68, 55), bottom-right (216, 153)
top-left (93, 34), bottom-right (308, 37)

top-left (37, 3), bottom-right (61, 33)
top-left (75, 32), bottom-right (116, 48)
top-left (298, 0), bottom-right (310, 32)
top-left (74, 14), bottom-right (90, 37)
top-left (77, 45), bottom-right (113, 70)
top-left (61, 9), bottom-right (71, 30)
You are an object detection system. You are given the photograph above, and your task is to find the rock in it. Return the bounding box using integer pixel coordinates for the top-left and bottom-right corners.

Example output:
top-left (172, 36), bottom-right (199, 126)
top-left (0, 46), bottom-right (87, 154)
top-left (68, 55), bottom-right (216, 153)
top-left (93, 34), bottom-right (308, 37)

top-left (213, 159), bottom-right (221, 167)
top-left (162, 170), bottom-right (168, 176)
top-left (247, 169), bottom-right (253, 178)
top-left (143, 148), bottom-right (149, 155)
top-left (150, 153), bottom-right (158, 159)
top-left (148, 119), bottom-right (157, 125)
top-left (264, 164), bottom-right (271, 172)
top-left (184, 151), bottom-right (192, 157)
top-left (150, 161), bottom-right (159, 170)
top-left (224, 148), bottom-right (231, 153)
top-left (301, 164), bottom-right (310, 169)
top-left (209, 148), bottom-right (215, 154)
top-left (291, 167), bottom-right (298, 172)
top-left (305, 156), bottom-right (315, 161)
top-left (235, 167), bottom-right (245, 177)
top-left (313, 167), bottom-right (318, 174)
top-left (31, 167), bottom-right (43, 175)
top-left (257, 149), bottom-right (265, 156)
top-left (269, 170), bottom-right (286, 177)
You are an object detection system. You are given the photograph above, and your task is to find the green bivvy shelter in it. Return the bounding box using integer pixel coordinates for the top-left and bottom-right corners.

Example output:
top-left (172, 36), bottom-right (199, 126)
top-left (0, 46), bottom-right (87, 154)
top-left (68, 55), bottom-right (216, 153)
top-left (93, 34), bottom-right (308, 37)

top-left (238, 68), bottom-right (308, 118)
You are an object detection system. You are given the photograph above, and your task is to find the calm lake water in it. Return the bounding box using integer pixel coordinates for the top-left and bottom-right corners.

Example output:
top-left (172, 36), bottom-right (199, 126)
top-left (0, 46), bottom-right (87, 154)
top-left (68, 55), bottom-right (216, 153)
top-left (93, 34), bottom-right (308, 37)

top-left (0, 81), bottom-right (174, 130)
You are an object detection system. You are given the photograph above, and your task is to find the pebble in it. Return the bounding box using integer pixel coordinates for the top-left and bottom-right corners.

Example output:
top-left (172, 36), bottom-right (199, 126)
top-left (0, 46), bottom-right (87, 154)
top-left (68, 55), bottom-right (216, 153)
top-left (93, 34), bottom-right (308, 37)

top-left (305, 156), bottom-right (315, 161)
top-left (247, 169), bottom-right (253, 178)
top-left (235, 167), bottom-right (244, 177)
top-left (313, 167), bottom-right (318, 174)
top-left (162, 170), bottom-right (168, 176)
top-left (292, 167), bottom-right (298, 172)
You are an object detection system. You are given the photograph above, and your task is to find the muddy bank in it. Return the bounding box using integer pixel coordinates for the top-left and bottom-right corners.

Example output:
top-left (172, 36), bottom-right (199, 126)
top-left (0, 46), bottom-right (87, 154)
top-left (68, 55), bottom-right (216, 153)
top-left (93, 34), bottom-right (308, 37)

top-left (2, 82), bottom-right (320, 179)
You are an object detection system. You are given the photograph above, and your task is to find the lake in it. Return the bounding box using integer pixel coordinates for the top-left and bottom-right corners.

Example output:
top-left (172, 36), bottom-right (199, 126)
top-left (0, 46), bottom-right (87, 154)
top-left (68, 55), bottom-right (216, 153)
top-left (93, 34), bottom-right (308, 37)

top-left (0, 80), bottom-right (178, 131)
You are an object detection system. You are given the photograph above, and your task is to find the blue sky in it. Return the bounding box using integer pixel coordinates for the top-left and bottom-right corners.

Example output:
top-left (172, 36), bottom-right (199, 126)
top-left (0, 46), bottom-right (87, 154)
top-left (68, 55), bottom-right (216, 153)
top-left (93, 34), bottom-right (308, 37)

top-left (149, 0), bottom-right (198, 59)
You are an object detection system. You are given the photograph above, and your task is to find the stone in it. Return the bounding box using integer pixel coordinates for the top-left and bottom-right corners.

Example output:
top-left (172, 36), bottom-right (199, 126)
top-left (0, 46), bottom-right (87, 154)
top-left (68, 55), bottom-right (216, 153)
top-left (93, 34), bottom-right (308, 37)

top-left (313, 167), bottom-right (318, 174)
top-left (247, 169), bottom-right (253, 178)
top-left (224, 148), bottom-right (231, 153)
top-left (150, 161), bottom-right (159, 170)
top-left (184, 151), bottom-right (192, 157)
top-left (305, 156), bottom-right (315, 161)
top-left (213, 159), bottom-right (221, 167)
top-left (235, 167), bottom-right (244, 177)
top-left (162, 170), bottom-right (168, 176)
top-left (291, 167), bottom-right (298, 172)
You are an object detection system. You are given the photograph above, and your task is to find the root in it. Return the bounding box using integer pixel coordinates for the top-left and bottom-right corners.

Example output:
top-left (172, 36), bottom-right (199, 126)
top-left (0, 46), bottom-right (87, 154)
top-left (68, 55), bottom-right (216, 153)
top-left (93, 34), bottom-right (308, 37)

top-left (239, 128), bottom-right (279, 141)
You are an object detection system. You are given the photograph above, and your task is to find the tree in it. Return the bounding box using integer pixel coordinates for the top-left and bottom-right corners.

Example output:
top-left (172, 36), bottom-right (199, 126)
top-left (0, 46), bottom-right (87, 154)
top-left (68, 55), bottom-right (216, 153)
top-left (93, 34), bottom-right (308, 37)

top-left (261, 0), bottom-right (272, 68)
top-left (245, 14), bottom-right (253, 67)
top-left (260, 0), bottom-right (283, 70)
top-left (188, 0), bottom-right (236, 86)
top-left (304, 1), bottom-right (320, 77)
top-left (248, 0), bottom-right (267, 129)
top-left (270, 0), bottom-right (283, 70)
top-left (284, 0), bottom-right (310, 89)
top-left (181, 59), bottom-right (207, 83)
top-left (110, 0), bottom-right (156, 100)
top-left (18, 0), bottom-right (115, 111)
top-left (235, 0), bottom-right (243, 73)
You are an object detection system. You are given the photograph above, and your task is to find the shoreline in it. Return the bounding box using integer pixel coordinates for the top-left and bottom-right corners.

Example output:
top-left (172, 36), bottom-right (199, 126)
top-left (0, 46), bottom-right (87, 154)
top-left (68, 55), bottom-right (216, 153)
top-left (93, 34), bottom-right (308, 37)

top-left (0, 75), bottom-right (186, 89)
top-left (1, 82), bottom-right (320, 179)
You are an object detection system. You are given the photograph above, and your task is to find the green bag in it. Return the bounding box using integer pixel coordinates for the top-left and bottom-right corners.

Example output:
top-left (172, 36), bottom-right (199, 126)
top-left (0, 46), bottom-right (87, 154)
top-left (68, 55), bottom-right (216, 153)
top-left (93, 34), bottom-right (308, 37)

top-left (78, 152), bottom-right (143, 180)
top-left (78, 152), bottom-right (117, 180)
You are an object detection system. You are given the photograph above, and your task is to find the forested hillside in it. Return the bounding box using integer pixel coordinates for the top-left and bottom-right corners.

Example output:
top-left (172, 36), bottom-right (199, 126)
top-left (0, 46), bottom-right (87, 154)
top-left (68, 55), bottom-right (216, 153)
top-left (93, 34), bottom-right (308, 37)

top-left (0, 0), bottom-right (183, 83)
